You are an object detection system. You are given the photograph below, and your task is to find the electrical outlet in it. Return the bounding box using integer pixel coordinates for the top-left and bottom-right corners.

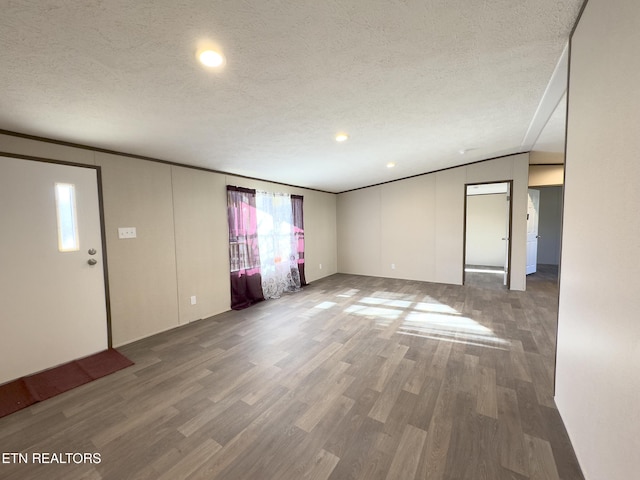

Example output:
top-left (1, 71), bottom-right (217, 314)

top-left (319, 263), bottom-right (322, 269)
top-left (391, 263), bottom-right (396, 270)
top-left (190, 296), bottom-right (197, 305)
top-left (118, 227), bottom-right (137, 239)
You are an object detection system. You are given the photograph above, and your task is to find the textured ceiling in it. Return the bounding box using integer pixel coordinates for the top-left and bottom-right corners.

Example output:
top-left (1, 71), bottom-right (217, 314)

top-left (0, 1), bottom-right (583, 193)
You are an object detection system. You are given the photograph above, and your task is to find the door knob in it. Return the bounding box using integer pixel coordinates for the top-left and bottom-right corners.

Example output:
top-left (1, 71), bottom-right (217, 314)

top-left (88, 248), bottom-right (97, 255)
top-left (87, 258), bottom-right (98, 266)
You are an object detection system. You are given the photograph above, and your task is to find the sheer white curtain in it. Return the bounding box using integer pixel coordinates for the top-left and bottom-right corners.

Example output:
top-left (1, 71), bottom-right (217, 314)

top-left (256, 191), bottom-right (302, 299)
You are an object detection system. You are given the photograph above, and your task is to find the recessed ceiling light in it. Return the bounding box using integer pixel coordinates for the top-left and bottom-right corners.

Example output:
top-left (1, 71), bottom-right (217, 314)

top-left (387, 162), bottom-right (396, 168)
top-left (335, 133), bottom-right (349, 142)
top-left (199, 49), bottom-right (225, 68)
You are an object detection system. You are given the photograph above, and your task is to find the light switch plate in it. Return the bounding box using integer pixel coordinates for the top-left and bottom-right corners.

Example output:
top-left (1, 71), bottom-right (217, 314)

top-left (118, 227), bottom-right (137, 239)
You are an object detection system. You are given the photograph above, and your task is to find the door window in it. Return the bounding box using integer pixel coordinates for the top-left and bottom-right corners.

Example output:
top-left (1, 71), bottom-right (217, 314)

top-left (55, 183), bottom-right (79, 252)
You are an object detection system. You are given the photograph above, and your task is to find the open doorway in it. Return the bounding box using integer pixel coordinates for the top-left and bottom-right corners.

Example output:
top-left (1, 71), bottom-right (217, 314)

top-left (527, 185), bottom-right (563, 281)
top-left (463, 181), bottom-right (513, 290)
top-left (526, 188), bottom-right (541, 274)
top-left (537, 186), bottom-right (563, 266)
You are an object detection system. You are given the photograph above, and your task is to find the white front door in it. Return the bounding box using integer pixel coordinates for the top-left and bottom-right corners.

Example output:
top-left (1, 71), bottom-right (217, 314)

top-left (0, 156), bottom-right (108, 384)
top-left (526, 188), bottom-right (540, 275)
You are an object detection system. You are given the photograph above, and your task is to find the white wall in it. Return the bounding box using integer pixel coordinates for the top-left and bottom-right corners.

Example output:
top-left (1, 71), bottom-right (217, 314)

top-left (465, 193), bottom-right (508, 267)
top-left (0, 133), bottom-right (338, 350)
top-left (556, 0), bottom-right (640, 478)
top-left (97, 153), bottom-right (181, 345)
top-left (528, 164), bottom-right (564, 187)
top-left (171, 166), bottom-right (230, 325)
top-left (337, 153), bottom-right (529, 290)
top-left (529, 151), bottom-right (564, 165)
top-left (536, 187), bottom-right (562, 266)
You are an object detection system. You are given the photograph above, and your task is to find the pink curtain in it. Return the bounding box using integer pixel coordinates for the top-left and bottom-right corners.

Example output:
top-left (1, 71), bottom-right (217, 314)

top-left (227, 186), bottom-right (264, 309)
top-left (291, 195), bottom-right (307, 286)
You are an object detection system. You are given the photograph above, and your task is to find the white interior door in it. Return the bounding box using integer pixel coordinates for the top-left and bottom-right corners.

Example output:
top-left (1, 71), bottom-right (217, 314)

top-left (0, 156), bottom-right (108, 384)
top-left (526, 188), bottom-right (541, 275)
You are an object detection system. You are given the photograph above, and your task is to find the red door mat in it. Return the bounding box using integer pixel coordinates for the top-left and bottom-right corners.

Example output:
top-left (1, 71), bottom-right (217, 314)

top-left (0, 349), bottom-right (133, 418)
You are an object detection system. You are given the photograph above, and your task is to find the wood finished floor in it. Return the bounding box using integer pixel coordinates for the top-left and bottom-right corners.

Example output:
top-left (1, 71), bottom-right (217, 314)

top-left (0, 267), bottom-right (584, 480)
top-left (464, 266), bottom-right (507, 291)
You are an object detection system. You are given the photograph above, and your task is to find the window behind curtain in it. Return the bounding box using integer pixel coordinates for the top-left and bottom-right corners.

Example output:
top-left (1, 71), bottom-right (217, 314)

top-left (226, 186), bottom-right (264, 309)
top-left (257, 191), bottom-right (302, 299)
top-left (226, 186), bottom-right (306, 308)
top-left (291, 195), bottom-right (306, 286)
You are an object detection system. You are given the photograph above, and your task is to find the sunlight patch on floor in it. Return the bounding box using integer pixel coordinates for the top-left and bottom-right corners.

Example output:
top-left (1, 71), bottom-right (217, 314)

top-left (340, 291), bottom-right (508, 349)
top-left (370, 291), bottom-right (417, 301)
top-left (400, 312), bottom-right (509, 348)
top-left (398, 331), bottom-right (508, 350)
top-left (413, 302), bottom-right (460, 315)
top-left (336, 289), bottom-right (360, 298)
top-left (359, 297), bottom-right (413, 309)
top-left (344, 304), bottom-right (403, 320)
top-left (313, 301), bottom-right (337, 309)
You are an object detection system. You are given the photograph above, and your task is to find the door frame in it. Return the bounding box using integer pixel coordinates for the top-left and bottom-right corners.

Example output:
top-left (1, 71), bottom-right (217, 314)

top-left (0, 151), bottom-right (112, 347)
top-left (526, 188), bottom-right (541, 275)
top-left (462, 180), bottom-right (514, 289)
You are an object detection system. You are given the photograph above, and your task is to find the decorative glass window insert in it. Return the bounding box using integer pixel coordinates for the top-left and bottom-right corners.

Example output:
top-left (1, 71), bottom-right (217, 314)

top-left (55, 183), bottom-right (79, 252)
